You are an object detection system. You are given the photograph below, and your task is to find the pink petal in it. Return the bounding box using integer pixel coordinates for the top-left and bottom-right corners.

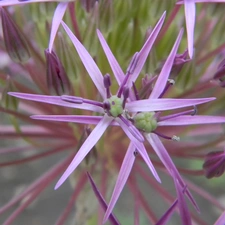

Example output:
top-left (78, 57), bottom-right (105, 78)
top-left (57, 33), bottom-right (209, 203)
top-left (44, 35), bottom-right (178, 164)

top-left (61, 21), bottom-right (106, 99)
top-left (97, 30), bottom-right (124, 85)
top-left (116, 118), bottom-right (161, 183)
top-left (103, 143), bottom-right (136, 223)
top-left (31, 115), bottom-right (103, 124)
top-left (126, 97), bottom-right (215, 112)
top-left (8, 92), bottom-right (104, 113)
top-left (184, 0), bottom-right (195, 58)
top-left (150, 29), bottom-right (183, 99)
top-left (158, 115), bottom-right (225, 126)
top-left (87, 173), bottom-right (120, 225)
top-left (0, 0), bottom-right (56, 6)
top-left (214, 211), bottom-right (225, 225)
top-left (145, 133), bottom-right (199, 212)
top-left (49, 2), bottom-right (68, 52)
top-left (174, 179), bottom-right (191, 225)
top-left (129, 11), bottom-right (166, 86)
top-left (55, 115), bottom-right (112, 189)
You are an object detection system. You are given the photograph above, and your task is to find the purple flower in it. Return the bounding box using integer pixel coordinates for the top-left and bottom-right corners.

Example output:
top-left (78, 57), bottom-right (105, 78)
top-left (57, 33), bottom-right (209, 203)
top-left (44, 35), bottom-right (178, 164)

top-left (7, 11), bottom-right (225, 224)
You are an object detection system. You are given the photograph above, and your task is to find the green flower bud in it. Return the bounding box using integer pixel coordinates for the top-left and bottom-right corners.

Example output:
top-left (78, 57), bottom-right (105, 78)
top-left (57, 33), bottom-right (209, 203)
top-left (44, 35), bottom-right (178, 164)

top-left (133, 112), bottom-right (157, 133)
top-left (107, 95), bottom-right (123, 117)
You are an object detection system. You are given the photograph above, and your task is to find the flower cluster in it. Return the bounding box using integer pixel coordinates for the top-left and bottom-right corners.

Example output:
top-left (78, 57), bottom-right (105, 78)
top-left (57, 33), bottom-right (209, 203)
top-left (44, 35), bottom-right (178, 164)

top-left (1, 1), bottom-right (225, 225)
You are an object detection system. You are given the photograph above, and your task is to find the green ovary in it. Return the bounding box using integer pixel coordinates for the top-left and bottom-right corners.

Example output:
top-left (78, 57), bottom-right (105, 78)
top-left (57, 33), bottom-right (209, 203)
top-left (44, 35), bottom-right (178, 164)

top-left (108, 95), bottom-right (123, 117)
top-left (133, 112), bottom-right (157, 133)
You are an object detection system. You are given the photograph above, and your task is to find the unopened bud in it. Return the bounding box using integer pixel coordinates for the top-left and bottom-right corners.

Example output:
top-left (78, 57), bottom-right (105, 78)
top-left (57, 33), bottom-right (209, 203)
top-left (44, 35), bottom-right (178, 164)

top-left (0, 7), bottom-right (30, 63)
top-left (156, 49), bottom-right (190, 78)
top-left (45, 49), bottom-right (71, 95)
top-left (203, 150), bottom-right (225, 179)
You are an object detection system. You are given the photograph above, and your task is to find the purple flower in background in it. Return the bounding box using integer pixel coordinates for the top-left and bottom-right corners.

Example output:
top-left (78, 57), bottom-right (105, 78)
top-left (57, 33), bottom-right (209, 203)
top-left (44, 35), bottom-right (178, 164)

top-left (177, 0), bottom-right (225, 58)
top-left (0, 0), bottom-right (75, 52)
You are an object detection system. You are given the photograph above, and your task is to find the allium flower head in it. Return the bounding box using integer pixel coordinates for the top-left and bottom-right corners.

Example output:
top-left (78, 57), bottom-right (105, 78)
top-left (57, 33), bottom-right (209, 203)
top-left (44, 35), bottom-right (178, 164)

top-left (7, 9), bottom-right (225, 224)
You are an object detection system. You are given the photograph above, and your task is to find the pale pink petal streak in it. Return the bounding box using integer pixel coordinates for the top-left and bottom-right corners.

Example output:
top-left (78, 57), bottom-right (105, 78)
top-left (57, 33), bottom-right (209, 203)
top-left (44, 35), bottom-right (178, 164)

top-left (158, 115), bottom-right (225, 126)
top-left (126, 97), bottom-right (214, 112)
top-left (49, 2), bottom-right (68, 52)
top-left (184, 0), bottom-right (195, 58)
top-left (55, 115), bottom-right (113, 189)
top-left (103, 143), bottom-right (136, 223)
top-left (0, 0), bottom-right (56, 6)
top-left (8, 92), bottom-right (104, 113)
top-left (31, 115), bottom-right (103, 125)
top-left (150, 29), bottom-right (183, 99)
top-left (61, 21), bottom-right (106, 98)
top-left (129, 11), bottom-right (166, 86)
top-left (97, 30), bottom-right (124, 85)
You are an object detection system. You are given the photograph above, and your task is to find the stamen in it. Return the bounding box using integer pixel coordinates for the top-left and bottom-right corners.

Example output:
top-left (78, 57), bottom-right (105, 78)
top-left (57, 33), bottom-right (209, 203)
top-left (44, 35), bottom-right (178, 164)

top-left (122, 86), bottom-right (129, 108)
top-left (158, 107), bottom-right (198, 122)
top-left (139, 75), bottom-right (157, 99)
top-left (61, 95), bottom-right (83, 104)
top-left (119, 115), bottom-right (144, 142)
top-left (153, 131), bottom-right (180, 141)
top-left (132, 82), bottom-right (140, 100)
top-left (191, 106), bottom-right (197, 116)
top-left (117, 52), bottom-right (140, 97)
top-left (61, 95), bottom-right (103, 107)
top-left (158, 79), bottom-right (175, 98)
top-left (103, 73), bottom-right (111, 98)
top-left (126, 52), bottom-right (139, 74)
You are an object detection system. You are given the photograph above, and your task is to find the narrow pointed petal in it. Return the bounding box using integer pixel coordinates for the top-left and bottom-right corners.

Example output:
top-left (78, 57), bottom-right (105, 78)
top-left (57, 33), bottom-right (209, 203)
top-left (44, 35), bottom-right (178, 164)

top-left (126, 98), bottom-right (215, 113)
top-left (156, 200), bottom-right (178, 225)
top-left (97, 30), bottom-right (124, 85)
top-left (116, 118), bottom-right (161, 183)
top-left (174, 180), bottom-right (192, 225)
top-left (184, 0), bottom-right (195, 58)
top-left (87, 173), bottom-right (121, 225)
top-left (61, 21), bottom-right (106, 99)
top-left (214, 211), bottom-right (225, 225)
top-left (8, 92), bottom-right (104, 113)
top-left (150, 29), bottom-right (183, 99)
top-left (55, 115), bottom-right (112, 189)
top-left (49, 2), bottom-right (68, 52)
top-left (129, 12), bottom-right (166, 85)
top-left (158, 115), bottom-right (225, 126)
top-left (145, 133), bottom-right (199, 212)
top-left (0, 0), bottom-right (58, 6)
top-left (31, 115), bottom-right (103, 125)
top-left (103, 143), bottom-right (136, 223)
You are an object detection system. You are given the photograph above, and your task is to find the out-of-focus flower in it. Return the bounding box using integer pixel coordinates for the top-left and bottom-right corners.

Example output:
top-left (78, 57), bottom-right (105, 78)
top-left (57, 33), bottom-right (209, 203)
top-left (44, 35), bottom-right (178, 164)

top-left (203, 150), bottom-right (225, 178)
top-left (177, 0), bottom-right (225, 58)
top-left (45, 49), bottom-right (71, 95)
top-left (0, 7), bottom-right (30, 62)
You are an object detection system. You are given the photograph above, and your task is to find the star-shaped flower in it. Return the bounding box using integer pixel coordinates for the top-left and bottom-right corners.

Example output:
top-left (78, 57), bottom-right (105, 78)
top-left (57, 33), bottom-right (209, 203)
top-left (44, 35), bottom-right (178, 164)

top-left (8, 11), bottom-right (225, 224)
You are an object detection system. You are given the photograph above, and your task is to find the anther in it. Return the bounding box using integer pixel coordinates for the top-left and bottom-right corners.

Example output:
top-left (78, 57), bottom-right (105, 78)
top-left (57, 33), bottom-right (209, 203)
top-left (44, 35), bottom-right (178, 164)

top-left (127, 52), bottom-right (140, 74)
top-left (172, 135), bottom-right (180, 141)
top-left (191, 106), bottom-right (197, 116)
top-left (122, 86), bottom-right (129, 108)
top-left (103, 73), bottom-right (112, 98)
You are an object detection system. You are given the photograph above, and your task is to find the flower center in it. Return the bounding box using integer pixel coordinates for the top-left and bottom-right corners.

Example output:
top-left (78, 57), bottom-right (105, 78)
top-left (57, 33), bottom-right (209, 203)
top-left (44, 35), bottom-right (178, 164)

top-left (105, 95), bottom-right (123, 117)
top-left (133, 112), bottom-right (158, 133)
